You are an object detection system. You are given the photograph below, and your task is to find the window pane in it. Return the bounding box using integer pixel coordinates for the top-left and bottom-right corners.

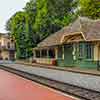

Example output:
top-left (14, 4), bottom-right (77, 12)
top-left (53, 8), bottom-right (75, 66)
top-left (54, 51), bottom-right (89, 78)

top-left (36, 50), bottom-right (40, 58)
top-left (49, 49), bottom-right (55, 58)
top-left (86, 43), bottom-right (94, 59)
top-left (41, 50), bottom-right (47, 58)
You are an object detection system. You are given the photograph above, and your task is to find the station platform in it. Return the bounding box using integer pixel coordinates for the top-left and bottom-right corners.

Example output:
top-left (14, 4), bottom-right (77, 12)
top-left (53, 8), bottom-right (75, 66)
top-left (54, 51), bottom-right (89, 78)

top-left (18, 61), bottom-right (100, 76)
top-left (1, 62), bottom-right (100, 92)
top-left (0, 69), bottom-right (76, 100)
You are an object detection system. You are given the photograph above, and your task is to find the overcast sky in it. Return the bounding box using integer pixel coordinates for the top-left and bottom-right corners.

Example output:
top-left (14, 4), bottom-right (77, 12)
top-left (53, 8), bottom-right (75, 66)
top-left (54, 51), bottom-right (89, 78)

top-left (0, 0), bottom-right (29, 33)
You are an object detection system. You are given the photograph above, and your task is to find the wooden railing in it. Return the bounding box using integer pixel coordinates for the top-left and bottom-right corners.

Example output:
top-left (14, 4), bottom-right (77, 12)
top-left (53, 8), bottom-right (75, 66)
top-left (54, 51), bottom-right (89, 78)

top-left (33, 58), bottom-right (56, 65)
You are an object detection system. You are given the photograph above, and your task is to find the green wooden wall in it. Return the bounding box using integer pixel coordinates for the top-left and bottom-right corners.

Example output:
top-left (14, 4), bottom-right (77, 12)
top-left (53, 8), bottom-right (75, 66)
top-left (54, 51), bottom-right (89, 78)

top-left (57, 42), bottom-right (97, 69)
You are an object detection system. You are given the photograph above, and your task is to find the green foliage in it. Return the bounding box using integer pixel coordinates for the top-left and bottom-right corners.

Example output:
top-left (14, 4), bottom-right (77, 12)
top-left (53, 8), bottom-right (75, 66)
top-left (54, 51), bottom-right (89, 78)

top-left (6, 0), bottom-right (76, 59)
top-left (33, 0), bottom-right (76, 41)
top-left (79, 0), bottom-right (100, 19)
top-left (11, 12), bottom-right (28, 59)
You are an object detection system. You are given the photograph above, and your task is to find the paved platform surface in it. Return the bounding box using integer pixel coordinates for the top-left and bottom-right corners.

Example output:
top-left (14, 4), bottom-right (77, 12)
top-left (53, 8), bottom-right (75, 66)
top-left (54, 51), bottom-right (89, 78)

top-left (1, 63), bottom-right (100, 92)
top-left (19, 61), bottom-right (100, 76)
top-left (0, 69), bottom-right (76, 100)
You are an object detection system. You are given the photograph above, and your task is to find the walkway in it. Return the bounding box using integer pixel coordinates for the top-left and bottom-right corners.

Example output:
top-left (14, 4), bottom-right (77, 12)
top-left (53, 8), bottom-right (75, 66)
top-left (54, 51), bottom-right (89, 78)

top-left (19, 61), bottom-right (100, 76)
top-left (0, 69), bottom-right (75, 100)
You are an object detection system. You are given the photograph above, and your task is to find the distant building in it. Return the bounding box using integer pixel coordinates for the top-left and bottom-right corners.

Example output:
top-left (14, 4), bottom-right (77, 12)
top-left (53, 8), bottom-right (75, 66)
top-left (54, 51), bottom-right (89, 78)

top-left (0, 33), bottom-right (15, 60)
top-left (33, 17), bottom-right (100, 68)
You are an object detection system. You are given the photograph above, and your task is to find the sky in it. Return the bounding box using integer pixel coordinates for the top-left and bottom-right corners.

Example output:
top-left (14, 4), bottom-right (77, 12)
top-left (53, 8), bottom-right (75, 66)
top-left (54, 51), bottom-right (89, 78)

top-left (0, 0), bottom-right (29, 33)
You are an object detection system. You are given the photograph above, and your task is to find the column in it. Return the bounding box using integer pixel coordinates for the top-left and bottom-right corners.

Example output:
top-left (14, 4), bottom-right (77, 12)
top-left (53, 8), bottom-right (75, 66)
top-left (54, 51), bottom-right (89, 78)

top-left (94, 43), bottom-right (99, 61)
top-left (47, 49), bottom-right (49, 58)
top-left (33, 50), bottom-right (36, 58)
top-left (55, 47), bottom-right (58, 59)
top-left (62, 45), bottom-right (64, 59)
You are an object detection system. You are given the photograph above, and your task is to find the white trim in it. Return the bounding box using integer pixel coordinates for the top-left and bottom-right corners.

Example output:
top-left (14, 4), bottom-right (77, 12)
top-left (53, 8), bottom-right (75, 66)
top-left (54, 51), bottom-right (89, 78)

top-left (80, 32), bottom-right (86, 41)
top-left (60, 32), bottom-right (85, 44)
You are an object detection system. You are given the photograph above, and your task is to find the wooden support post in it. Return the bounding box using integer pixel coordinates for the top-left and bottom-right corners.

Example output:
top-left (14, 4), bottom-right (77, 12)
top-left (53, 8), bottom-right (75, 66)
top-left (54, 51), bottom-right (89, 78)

top-left (62, 45), bottom-right (64, 59)
top-left (47, 49), bottom-right (49, 58)
top-left (33, 50), bottom-right (36, 58)
top-left (55, 47), bottom-right (58, 59)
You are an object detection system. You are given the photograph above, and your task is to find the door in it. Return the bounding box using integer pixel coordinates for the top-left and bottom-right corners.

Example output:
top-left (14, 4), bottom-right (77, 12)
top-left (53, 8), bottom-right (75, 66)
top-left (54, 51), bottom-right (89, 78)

top-left (64, 44), bottom-right (73, 66)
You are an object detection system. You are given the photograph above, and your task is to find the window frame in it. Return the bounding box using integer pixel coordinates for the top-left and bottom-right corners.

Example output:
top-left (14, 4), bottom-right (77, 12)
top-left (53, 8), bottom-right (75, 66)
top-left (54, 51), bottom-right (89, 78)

top-left (35, 50), bottom-right (40, 58)
top-left (41, 49), bottom-right (47, 58)
top-left (85, 42), bottom-right (94, 59)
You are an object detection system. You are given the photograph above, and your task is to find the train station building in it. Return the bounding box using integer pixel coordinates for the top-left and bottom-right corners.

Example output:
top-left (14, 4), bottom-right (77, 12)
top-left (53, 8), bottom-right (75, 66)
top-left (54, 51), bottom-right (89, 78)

top-left (0, 33), bottom-right (15, 60)
top-left (33, 17), bottom-right (100, 69)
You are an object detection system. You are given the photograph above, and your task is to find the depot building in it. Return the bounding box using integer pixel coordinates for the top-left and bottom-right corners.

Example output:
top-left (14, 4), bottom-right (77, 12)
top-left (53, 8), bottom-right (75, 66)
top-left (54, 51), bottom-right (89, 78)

top-left (33, 17), bottom-right (100, 69)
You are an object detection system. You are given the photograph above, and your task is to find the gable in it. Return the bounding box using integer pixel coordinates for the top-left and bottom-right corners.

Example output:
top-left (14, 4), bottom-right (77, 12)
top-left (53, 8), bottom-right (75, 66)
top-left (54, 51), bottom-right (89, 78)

top-left (61, 33), bottom-right (85, 44)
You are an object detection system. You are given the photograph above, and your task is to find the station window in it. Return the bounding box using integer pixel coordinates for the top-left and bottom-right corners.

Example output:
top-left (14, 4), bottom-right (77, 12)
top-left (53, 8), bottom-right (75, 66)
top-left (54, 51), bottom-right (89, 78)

top-left (36, 50), bottom-right (40, 58)
top-left (49, 49), bottom-right (55, 58)
top-left (86, 43), bottom-right (94, 59)
top-left (41, 50), bottom-right (47, 58)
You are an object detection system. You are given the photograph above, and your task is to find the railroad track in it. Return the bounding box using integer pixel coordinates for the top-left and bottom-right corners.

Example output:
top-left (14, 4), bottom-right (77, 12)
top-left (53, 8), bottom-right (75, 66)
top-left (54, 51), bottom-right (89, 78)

top-left (0, 65), bottom-right (100, 100)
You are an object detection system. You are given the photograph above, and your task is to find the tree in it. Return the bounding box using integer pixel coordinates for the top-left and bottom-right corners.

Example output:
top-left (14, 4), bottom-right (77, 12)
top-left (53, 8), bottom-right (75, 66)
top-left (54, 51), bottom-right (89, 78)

top-left (33, 0), bottom-right (76, 41)
top-left (6, 0), bottom-right (38, 59)
top-left (6, 0), bottom-right (77, 59)
top-left (79, 0), bottom-right (100, 19)
top-left (6, 11), bottom-right (29, 59)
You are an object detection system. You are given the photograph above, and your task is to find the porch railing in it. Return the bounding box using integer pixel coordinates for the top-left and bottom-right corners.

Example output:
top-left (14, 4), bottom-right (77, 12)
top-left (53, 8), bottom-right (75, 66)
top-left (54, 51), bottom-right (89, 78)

top-left (33, 58), bottom-right (56, 65)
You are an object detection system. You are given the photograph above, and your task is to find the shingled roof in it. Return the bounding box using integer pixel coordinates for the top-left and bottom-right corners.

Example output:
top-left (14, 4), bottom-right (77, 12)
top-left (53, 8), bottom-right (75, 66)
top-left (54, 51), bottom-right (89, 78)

top-left (37, 17), bottom-right (100, 47)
